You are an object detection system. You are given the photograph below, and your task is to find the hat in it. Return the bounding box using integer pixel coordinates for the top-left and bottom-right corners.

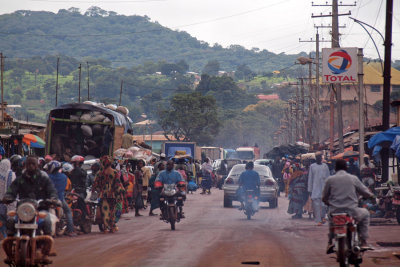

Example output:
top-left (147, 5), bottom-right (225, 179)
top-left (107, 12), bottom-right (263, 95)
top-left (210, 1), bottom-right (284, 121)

top-left (160, 153), bottom-right (166, 158)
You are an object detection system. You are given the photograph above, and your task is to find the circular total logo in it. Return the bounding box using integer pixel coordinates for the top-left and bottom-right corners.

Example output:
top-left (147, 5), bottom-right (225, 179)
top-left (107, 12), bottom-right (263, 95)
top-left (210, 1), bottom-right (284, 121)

top-left (327, 50), bottom-right (352, 74)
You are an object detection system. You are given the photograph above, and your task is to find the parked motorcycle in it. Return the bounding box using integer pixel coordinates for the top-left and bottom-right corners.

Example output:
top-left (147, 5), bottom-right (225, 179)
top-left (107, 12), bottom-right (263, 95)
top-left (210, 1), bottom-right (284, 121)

top-left (329, 211), bottom-right (369, 267)
top-left (374, 184), bottom-right (400, 224)
top-left (156, 181), bottom-right (186, 230)
top-left (244, 189), bottom-right (258, 220)
top-left (391, 185), bottom-right (400, 224)
top-left (65, 192), bottom-right (92, 234)
top-left (2, 199), bottom-right (57, 266)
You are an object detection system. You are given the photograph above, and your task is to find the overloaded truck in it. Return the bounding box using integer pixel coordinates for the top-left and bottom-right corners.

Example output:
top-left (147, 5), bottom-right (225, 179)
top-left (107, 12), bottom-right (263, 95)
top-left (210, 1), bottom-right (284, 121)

top-left (163, 141), bottom-right (200, 160)
top-left (45, 102), bottom-right (133, 160)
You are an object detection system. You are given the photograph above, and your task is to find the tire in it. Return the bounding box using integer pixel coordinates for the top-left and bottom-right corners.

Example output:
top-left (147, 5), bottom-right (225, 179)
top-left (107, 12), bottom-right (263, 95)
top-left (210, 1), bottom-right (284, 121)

top-left (19, 240), bottom-right (29, 267)
top-left (98, 223), bottom-right (105, 232)
top-left (247, 213), bottom-right (251, 220)
top-left (223, 195), bottom-right (232, 208)
top-left (80, 220), bottom-right (92, 234)
top-left (169, 206), bottom-right (176, 231)
top-left (396, 206), bottom-right (400, 224)
top-left (269, 198), bottom-right (278, 209)
top-left (337, 237), bottom-right (348, 267)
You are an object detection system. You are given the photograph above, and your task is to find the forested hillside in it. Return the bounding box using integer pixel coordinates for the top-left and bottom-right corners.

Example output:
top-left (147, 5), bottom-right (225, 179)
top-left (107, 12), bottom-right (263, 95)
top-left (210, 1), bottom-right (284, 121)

top-left (0, 7), bottom-right (306, 72)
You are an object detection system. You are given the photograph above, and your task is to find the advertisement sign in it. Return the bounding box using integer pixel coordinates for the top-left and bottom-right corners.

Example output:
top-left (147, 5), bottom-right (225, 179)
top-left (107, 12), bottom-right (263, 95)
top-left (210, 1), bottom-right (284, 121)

top-left (322, 47), bottom-right (358, 83)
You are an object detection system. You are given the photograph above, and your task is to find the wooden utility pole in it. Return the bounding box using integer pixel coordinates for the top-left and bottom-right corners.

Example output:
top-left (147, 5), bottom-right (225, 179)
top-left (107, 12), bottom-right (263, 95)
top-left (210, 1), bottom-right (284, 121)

top-left (308, 54), bottom-right (313, 146)
top-left (0, 53), bottom-right (4, 122)
top-left (300, 79), bottom-right (306, 142)
top-left (315, 30), bottom-right (321, 145)
top-left (55, 57), bottom-right (59, 107)
top-left (119, 80), bottom-right (123, 106)
top-left (382, 0), bottom-right (393, 182)
top-left (78, 64), bottom-right (81, 103)
top-left (289, 102), bottom-right (293, 143)
top-left (87, 62), bottom-right (90, 101)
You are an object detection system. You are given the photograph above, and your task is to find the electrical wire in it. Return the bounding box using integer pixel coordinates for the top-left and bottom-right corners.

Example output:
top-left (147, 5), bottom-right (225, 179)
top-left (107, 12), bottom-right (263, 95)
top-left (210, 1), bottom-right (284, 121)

top-left (363, 0), bottom-right (383, 49)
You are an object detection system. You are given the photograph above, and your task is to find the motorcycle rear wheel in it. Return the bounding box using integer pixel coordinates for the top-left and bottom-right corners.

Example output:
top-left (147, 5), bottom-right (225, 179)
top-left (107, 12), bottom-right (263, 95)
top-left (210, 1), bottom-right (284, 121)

top-left (337, 237), bottom-right (349, 267)
top-left (169, 206), bottom-right (176, 231)
top-left (80, 221), bottom-right (92, 234)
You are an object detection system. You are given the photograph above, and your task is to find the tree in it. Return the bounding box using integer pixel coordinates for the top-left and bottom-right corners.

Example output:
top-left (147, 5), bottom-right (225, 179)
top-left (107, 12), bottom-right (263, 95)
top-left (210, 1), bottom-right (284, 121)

top-left (235, 64), bottom-right (255, 81)
top-left (202, 60), bottom-right (220, 76)
top-left (158, 92), bottom-right (221, 144)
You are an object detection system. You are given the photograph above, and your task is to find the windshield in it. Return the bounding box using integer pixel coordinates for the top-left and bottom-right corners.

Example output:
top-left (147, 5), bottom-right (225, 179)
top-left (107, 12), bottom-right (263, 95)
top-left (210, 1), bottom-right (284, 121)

top-left (236, 151), bottom-right (254, 160)
top-left (228, 164), bottom-right (271, 177)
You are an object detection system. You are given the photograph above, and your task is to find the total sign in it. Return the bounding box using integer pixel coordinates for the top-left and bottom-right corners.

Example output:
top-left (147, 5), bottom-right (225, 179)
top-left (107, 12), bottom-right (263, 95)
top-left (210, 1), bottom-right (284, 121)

top-left (322, 47), bottom-right (358, 83)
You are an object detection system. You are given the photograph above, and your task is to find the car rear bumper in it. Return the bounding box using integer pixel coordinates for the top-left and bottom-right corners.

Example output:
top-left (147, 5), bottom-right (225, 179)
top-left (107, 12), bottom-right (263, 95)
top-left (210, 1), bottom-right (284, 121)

top-left (223, 185), bottom-right (277, 202)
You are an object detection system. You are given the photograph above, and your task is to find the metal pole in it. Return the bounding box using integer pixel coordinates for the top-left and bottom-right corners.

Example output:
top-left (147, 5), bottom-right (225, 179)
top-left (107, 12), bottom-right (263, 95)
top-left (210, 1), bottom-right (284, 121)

top-left (78, 64), bottom-right (81, 103)
top-left (308, 55), bottom-right (313, 146)
top-left (300, 79), bottom-right (306, 142)
top-left (382, 0), bottom-right (393, 182)
top-left (329, 84), bottom-right (335, 156)
top-left (56, 57), bottom-right (59, 107)
top-left (358, 48), bottom-right (365, 163)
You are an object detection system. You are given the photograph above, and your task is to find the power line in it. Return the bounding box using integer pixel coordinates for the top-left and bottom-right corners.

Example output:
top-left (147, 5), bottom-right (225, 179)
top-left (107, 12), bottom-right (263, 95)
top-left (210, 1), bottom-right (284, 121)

top-left (30, 0), bottom-right (166, 2)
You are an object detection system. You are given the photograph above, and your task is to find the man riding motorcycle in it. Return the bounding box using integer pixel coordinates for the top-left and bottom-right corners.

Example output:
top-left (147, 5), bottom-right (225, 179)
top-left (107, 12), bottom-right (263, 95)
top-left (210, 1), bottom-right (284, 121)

top-left (2, 155), bottom-right (59, 264)
top-left (156, 160), bottom-right (186, 219)
top-left (322, 159), bottom-right (374, 252)
top-left (238, 161), bottom-right (261, 210)
top-left (69, 155), bottom-right (88, 218)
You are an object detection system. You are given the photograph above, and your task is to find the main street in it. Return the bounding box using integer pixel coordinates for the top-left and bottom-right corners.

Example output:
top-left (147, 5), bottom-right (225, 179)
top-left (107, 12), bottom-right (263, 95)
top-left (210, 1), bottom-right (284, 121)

top-left (49, 190), bottom-right (400, 267)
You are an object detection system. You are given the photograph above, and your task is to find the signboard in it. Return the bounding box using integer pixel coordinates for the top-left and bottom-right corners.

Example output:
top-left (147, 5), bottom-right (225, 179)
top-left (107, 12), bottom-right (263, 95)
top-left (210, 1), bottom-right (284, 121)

top-left (322, 47), bottom-right (358, 83)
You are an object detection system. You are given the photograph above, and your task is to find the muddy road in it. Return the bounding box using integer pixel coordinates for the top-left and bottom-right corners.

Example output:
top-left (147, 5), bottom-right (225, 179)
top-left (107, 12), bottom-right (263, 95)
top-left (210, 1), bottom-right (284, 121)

top-left (45, 190), bottom-right (400, 266)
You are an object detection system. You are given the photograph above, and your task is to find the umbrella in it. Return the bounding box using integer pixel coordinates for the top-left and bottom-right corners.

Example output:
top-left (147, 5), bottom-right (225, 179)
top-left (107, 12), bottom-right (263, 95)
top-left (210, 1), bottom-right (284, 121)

top-left (23, 134), bottom-right (45, 149)
top-left (331, 150), bottom-right (359, 160)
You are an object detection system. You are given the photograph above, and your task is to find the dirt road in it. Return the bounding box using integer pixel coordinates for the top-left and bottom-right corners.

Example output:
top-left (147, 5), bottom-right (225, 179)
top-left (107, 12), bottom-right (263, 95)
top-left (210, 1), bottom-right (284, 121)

top-left (46, 190), bottom-right (400, 266)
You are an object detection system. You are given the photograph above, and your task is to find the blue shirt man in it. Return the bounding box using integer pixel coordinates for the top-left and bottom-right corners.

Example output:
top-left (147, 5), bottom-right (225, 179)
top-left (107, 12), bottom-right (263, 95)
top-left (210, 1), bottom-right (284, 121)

top-left (156, 165), bottom-right (184, 184)
top-left (49, 172), bottom-right (68, 201)
top-left (239, 162), bottom-right (260, 191)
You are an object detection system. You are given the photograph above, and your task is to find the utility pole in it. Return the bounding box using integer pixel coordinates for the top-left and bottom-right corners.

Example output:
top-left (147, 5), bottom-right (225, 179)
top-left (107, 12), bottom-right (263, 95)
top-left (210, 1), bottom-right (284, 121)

top-left (312, 0), bottom-right (354, 154)
top-left (300, 78), bottom-right (306, 142)
top-left (55, 57), bottom-right (59, 107)
top-left (78, 64), bottom-right (81, 103)
top-left (308, 53), bottom-right (313, 146)
top-left (382, 0), bottom-right (393, 182)
top-left (0, 53), bottom-right (4, 122)
top-left (87, 62), bottom-right (90, 101)
top-left (358, 48), bottom-right (365, 163)
top-left (119, 80), bottom-right (123, 106)
top-left (288, 101), bottom-right (293, 144)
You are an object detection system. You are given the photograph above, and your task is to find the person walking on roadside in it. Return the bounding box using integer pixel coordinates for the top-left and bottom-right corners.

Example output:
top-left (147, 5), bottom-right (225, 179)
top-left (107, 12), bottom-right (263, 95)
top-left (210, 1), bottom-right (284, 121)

top-left (200, 158), bottom-right (213, 194)
top-left (308, 152), bottom-right (330, 225)
top-left (287, 163), bottom-right (308, 219)
top-left (149, 162), bottom-right (165, 216)
top-left (92, 156), bottom-right (125, 233)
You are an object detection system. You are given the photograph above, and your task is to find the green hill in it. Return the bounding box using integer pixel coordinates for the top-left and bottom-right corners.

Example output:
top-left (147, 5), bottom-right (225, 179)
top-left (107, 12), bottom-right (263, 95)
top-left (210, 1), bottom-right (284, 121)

top-left (0, 7), bottom-right (306, 72)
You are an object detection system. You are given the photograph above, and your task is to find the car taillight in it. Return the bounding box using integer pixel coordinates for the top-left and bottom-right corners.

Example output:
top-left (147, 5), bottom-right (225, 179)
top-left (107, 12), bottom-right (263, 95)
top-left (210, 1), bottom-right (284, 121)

top-left (265, 179), bottom-right (275, 186)
top-left (226, 178), bottom-right (234, 184)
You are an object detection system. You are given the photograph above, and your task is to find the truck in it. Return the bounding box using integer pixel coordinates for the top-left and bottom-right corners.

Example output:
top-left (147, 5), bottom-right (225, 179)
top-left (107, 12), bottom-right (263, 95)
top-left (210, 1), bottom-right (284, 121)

top-left (201, 146), bottom-right (224, 161)
top-left (236, 146), bottom-right (261, 161)
top-left (45, 103), bottom-right (133, 160)
top-left (163, 141), bottom-right (200, 160)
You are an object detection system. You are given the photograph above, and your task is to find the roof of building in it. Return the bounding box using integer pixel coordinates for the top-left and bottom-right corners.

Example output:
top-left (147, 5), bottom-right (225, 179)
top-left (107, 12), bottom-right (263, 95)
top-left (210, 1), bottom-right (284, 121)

top-left (257, 94), bottom-right (280, 100)
top-left (364, 62), bottom-right (400, 85)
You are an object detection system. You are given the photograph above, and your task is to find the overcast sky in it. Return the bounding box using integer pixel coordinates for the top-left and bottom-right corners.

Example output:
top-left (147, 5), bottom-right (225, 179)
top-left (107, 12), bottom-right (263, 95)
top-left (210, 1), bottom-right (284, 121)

top-left (1, 0), bottom-right (399, 60)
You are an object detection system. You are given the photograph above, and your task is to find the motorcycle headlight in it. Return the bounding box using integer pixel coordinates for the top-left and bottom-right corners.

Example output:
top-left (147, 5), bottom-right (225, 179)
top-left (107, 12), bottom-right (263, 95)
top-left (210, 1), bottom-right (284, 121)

top-left (17, 203), bottom-right (36, 222)
top-left (164, 189), bottom-right (177, 197)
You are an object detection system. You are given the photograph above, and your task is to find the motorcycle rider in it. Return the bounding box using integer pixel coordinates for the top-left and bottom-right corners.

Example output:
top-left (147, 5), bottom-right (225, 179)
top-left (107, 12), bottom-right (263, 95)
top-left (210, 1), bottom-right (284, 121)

top-left (156, 160), bottom-right (186, 219)
top-left (2, 155), bottom-right (59, 264)
top-left (47, 161), bottom-right (76, 237)
top-left (69, 155), bottom-right (88, 218)
top-left (238, 161), bottom-right (261, 210)
top-left (322, 159), bottom-right (374, 252)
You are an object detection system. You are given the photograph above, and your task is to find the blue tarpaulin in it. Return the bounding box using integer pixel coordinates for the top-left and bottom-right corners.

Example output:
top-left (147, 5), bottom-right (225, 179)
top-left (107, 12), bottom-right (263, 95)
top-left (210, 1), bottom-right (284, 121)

top-left (390, 135), bottom-right (400, 159)
top-left (368, 127), bottom-right (400, 149)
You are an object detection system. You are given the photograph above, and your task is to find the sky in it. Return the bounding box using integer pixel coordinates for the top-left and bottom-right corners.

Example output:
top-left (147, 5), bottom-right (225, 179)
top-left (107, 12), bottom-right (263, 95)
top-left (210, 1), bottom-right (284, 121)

top-left (0, 0), bottom-right (399, 60)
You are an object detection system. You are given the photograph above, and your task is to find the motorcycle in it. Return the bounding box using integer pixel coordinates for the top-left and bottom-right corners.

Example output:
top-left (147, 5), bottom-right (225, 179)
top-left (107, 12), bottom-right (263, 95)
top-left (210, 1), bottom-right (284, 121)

top-left (86, 191), bottom-right (105, 232)
top-left (65, 192), bottom-right (92, 234)
top-left (374, 184), bottom-right (400, 224)
top-left (243, 189), bottom-right (258, 220)
top-left (329, 211), bottom-right (369, 267)
top-left (2, 199), bottom-right (57, 266)
top-left (156, 181), bottom-right (186, 230)
top-left (391, 185), bottom-right (400, 224)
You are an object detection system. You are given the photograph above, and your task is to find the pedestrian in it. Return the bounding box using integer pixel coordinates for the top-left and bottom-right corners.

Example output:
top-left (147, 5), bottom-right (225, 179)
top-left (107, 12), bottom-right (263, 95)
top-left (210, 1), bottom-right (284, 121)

top-left (0, 159), bottom-right (15, 238)
top-left (86, 162), bottom-right (100, 188)
top-left (138, 159), bottom-right (150, 208)
top-left (92, 155), bottom-right (125, 233)
top-left (200, 158), bottom-right (213, 194)
top-left (360, 155), bottom-right (376, 188)
top-left (271, 156), bottom-right (284, 194)
top-left (149, 162), bottom-right (165, 216)
top-left (282, 160), bottom-right (292, 197)
top-left (154, 153), bottom-right (167, 176)
top-left (287, 163), bottom-right (308, 219)
top-left (308, 152), bottom-right (330, 225)
top-left (133, 161), bottom-right (144, 217)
